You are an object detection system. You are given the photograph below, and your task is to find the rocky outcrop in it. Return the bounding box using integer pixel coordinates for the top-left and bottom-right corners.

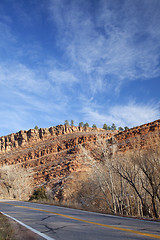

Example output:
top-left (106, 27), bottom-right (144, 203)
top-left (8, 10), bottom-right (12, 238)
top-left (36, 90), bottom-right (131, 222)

top-left (0, 125), bottom-right (105, 154)
top-left (0, 120), bottom-right (159, 201)
top-left (0, 125), bottom-right (111, 200)
top-left (113, 119), bottom-right (160, 152)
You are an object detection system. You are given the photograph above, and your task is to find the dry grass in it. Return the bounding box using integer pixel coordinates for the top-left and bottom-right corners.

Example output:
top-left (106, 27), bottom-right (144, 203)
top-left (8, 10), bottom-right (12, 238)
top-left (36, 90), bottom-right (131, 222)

top-left (0, 213), bottom-right (15, 240)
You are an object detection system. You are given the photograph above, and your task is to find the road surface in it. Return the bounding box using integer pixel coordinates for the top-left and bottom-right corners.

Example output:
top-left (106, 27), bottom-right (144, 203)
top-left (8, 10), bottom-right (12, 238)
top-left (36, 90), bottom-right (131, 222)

top-left (0, 200), bottom-right (160, 240)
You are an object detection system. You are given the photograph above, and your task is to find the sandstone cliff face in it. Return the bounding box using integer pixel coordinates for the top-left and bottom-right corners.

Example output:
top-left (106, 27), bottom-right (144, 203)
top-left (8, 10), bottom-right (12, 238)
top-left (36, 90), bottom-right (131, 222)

top-left (0, 125), bottom-right (105, 154)
top-left (113, 119), bottom-right (160, 152)
top-left (0, 125), bottom-right (109, 200)
top-left (0, 120), bottom-right (159, 201)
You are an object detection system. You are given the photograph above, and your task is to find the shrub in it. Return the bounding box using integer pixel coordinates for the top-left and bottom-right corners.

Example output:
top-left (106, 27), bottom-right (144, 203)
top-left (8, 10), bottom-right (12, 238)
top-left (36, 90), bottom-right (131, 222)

top-left (29, 186), bottom-right (47, 201)
top-left (118, 127), bottom-right (124, 131)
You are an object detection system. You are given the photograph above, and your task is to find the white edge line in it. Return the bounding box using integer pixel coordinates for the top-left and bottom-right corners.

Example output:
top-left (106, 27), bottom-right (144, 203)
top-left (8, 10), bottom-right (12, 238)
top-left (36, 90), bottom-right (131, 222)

top-left (1, 211), bottom-right (55, 240)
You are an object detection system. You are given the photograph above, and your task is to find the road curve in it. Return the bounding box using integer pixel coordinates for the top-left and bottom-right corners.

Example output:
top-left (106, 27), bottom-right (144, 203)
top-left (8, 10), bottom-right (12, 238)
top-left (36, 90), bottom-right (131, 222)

top-left (0, 200), bottom-right (160, 240)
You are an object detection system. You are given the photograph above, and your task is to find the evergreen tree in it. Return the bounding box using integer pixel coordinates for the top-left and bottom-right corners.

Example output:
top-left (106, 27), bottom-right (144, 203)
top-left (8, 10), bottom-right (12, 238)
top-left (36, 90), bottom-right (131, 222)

top-left (79, 122), bottom-right (84, 127)
top-left (118, 127), bottom-right (124, 131)
top-left (71, 120), bottom-right (74, 126)
top-left (84, 122), bottom-right (89, 127)
top-left (111, 123), bottom-right (116, 130)
top-left (64, 120), bottom-right (69, 126)
top-left (103, 123), bottom-right (108, 130)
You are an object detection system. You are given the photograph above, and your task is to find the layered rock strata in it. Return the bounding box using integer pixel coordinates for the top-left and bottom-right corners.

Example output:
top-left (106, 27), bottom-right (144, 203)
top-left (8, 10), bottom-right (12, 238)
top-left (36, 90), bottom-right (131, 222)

top-left (0, 125), bottom-right (105, 154)
top-left (0, 126), bottom-right (112, 199)
top-left (113, 119), bottom-right (160, 152)
top-left (0, 120), bottom-right (159, 200)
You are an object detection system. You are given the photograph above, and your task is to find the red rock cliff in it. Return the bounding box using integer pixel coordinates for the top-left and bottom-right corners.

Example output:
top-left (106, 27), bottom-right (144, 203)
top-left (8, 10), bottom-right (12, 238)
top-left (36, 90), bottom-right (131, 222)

top-left (0, 120), bottom-right (159, 201)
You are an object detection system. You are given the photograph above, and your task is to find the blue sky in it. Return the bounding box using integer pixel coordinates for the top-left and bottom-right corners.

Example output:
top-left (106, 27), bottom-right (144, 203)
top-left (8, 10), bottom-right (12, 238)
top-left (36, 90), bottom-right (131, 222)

top-left (0, 0), bottom-right (160, 136)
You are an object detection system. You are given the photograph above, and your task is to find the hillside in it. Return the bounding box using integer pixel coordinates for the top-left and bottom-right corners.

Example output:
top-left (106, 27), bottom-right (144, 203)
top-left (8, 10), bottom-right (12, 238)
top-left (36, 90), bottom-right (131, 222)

top-left (0, 125), bottom-right (111, 200)
top-left (0, 120), bottom-right (160, 218)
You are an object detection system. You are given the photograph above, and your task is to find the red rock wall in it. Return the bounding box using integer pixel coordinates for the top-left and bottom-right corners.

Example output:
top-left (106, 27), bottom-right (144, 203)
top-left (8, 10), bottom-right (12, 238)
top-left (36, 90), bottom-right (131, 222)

top-left (0, 125), bottom-right (105, 154)
top-left (0, 120), bottom-right (159, 200)
top-left (112, 119), bottom-right (160, 152)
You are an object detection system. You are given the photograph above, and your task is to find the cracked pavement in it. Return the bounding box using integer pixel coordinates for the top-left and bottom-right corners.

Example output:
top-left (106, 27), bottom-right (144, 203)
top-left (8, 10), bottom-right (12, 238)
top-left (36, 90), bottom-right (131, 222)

top-left (0, 201), bottom-right (160, 240)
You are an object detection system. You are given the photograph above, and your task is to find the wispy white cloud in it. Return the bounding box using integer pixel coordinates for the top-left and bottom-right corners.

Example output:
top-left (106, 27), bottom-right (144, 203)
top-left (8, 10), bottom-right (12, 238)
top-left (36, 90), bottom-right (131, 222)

top-left (110, 102), bottom-right (160, 127)
top-left (80, 100), bottom-right (160, 128)
top-left (0, 60), bottom-right (79, 135)
top-left (0, 19), bottom-right (17, 60)
top-left (0, 19), bottom-right (16, 43)
top-left (0, 63), bottom-right (50, 95)
top-left (48, 0), bottom-right (160, 94)
top-left (0, 107), bottom-right (33, 135)
top-left (0, 0), bottom-right (159, 136)
top-left (48, 69), bottom-right (78, 84)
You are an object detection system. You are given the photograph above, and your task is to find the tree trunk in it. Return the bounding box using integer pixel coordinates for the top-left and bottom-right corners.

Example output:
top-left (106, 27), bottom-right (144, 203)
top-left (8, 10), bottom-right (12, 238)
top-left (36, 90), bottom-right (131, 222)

top-left (152, 196), bottom-right (159, 218)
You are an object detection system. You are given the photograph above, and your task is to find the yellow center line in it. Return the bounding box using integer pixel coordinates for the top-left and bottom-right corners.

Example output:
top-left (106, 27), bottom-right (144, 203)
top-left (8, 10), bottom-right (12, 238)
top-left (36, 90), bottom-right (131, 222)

top-left (1, 202), bottom-right (160, 239)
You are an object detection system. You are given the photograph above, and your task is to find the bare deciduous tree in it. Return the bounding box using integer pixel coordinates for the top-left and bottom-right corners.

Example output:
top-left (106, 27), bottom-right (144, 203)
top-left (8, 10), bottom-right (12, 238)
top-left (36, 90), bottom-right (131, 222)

top-left (78, 134), bottom-right (160, 218)
top-left (0, 165), bottom-right (33, 200)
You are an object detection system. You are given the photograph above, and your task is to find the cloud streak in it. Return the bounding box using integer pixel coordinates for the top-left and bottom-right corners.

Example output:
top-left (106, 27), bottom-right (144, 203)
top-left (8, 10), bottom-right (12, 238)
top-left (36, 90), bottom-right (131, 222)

top-left (49, 0), bottom-right (160, 94)
top-left (81, 101), bottom-right (160, 128)
top-left (0, 0), bottom-right (159, 136)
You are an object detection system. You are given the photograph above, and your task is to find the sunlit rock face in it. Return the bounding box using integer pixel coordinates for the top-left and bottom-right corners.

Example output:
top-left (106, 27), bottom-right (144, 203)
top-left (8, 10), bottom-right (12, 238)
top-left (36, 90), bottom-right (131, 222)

top-left (0, 120), bottom-right (159, 201)
top-left (0, 125), bottom-right (108, 200)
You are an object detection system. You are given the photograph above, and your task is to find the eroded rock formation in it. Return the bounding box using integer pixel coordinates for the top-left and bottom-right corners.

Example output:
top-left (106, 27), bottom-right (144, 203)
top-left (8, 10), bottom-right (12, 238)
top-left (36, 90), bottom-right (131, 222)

top-left (0, 125), bottom-right (109, 199)
top-left (0, 125), bottom-right (105, 154)
top-left (0, 120), bottom-right (159, 201)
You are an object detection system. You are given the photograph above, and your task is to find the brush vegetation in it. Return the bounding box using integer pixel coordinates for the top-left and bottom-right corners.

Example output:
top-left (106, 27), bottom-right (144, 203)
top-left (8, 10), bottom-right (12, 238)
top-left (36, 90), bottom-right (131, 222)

top-left (0, 213), bottom-right (14, 240)
top-left (74, 135), bottom-right (160, 219)
top-left (31, 134), bottom-right (160, 219)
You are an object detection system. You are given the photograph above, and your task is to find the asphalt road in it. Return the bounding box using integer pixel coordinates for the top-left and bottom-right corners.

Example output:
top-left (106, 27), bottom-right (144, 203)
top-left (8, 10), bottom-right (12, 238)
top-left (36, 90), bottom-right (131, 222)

top-left (0, 200), bottom-right (160, 240)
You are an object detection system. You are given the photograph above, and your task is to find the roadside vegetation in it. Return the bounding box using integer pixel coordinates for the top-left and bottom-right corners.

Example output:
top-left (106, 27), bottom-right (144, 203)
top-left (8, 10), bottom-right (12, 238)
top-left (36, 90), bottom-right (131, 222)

top-left (75, 135), bottom-right (160, 219)
top-left (29, 186), bottom-right (47, 201)
top-left (0, 165), bottom-right (33, 200)
top-left (29, 133), bottom-right (160, 220)
top-left (0, 213), bottom-right (14, 240)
